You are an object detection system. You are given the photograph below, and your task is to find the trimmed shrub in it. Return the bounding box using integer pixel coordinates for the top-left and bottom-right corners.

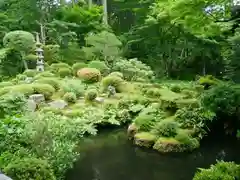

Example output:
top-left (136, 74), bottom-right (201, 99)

top-left (34, 71), bottom-right (55, 79)
top-left (24, 54), bottom-right (38, 61)
top-left (63, 109), bottom-right (83, 118)
top-left (32, 83), bottom-right (55, 99)
top-left (72, 62), bottom-right (87, 76)
top-left (152, 120), bottom-right (179, 137)
top-left (109, 72), bottom-right (124, 78)
top-left (85, 89), bottom-right (98, 101)
top-left (40, 106), bottom-right (63, 115)
top-left (113, 58), bottom-right (154, 81)
top-left (0, 87), bottom-right (12, 96)
top-left (50, 63), bottom-right (71, 73)
top-left (35, 78), bottom-right (61, 90)
top-left (198, 75), bottom-right (219, 89)
top-left (61, 79), bottom-right (85, 97)
top-left (88, 61), bottom-right (108, 74)
top-left (134, 114), bottom-right (156, 132)
top-left (16, 74), bottom-right (27, 81)
top-left (23, 69), bottom-right (38, 77)
top-left (175, 130), bottom-right (199, 150)
top-left (63, 92), bottom-right (77, 103)
top-left (4, 157), bottom-right (56, 180)
top-left (146, 88), bottom-right (162, 98)
top-left (58, 68), bottom-right (72, 78)
top-left (193, 161), bottom-right (240, 180)
top-left (170, 85), bottom-right (182, 93)
top-left (77, 68), bottom-right (101, 83)
top-left (10, 84), bottom-right (35, 97)
top-left (0, 82), bottom-right (14, 88)
top-left (101, 75), bottom-right (125, 92)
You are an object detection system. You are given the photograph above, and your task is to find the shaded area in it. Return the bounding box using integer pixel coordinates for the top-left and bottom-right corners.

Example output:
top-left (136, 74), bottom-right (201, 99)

top-left (66, 129), bottom-right (240, 180)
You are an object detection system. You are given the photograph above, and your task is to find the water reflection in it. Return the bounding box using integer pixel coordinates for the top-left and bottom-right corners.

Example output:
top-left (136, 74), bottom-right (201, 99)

top-left (66, 129), bottom-right (240, 180)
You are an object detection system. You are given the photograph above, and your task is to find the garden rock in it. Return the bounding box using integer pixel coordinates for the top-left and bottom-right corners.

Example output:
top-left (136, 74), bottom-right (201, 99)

top-left (29, 94), bottom-right (45, 104)
top-left (27, 99), bottom-right (37, 112)
top-left (25, 77), bottom-right (33, 83)
top-left (48, 100), bottom-right (68, 109)
top-left (95, 97), bottom-right (104, 103)
top-left (127, 123), bottom-right (138, 139)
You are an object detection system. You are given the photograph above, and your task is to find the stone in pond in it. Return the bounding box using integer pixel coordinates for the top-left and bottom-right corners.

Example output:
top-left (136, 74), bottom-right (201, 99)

top-left (95, 97), bottom-right (104, 103)
top-left (48, 100), bottom-right (68, 109)
top-left (127, 123), bottom-right (138, 139)
top-left (29, 94), bottom-right (45, 104)
top-left (26, 99), bottom-right (37, 112)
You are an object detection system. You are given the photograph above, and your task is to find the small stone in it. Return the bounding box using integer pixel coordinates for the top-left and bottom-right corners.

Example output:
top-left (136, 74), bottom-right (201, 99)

top-left (29, 94), bottom-right (45, 104)
top-left (48, 100), bottom-right (68, 109)
top-left (95, 97), bottom-right (104, 103)
top-left (25, 77), bottom-right (33, 83)
top-left (107, 85), bottom-right (116, 97)
top-left (127, 123), bottom-right (138, 139)
top-left (26, 99), bottom-right (37, 112)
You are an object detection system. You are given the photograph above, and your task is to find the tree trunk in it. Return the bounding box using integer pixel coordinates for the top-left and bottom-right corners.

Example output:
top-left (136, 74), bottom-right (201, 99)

top-left (89, 0), bottom-right (93, 9)
top-left (23, 59), bottom-right (28, 70)
top-left (102, 0), bottom-right (108, 25)
top-left (40, 23), bottom-right (45, 45)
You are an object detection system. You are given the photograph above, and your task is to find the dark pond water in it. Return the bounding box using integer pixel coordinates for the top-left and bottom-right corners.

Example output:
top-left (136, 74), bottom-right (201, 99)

top-left (65, 129), bottom-right (240, 180)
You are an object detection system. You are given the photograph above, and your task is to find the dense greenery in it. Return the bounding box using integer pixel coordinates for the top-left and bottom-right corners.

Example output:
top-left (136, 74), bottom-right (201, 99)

top-left (0, 0), bottom-right (240, 179)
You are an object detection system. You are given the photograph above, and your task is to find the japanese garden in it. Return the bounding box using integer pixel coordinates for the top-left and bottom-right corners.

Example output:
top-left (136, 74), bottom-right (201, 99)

top-left (0, 0), bottom-right (240, 179)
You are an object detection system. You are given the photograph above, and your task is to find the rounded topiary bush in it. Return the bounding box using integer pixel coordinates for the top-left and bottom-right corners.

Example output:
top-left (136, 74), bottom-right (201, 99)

top-left (16, 74), bottom-right (27, 81)
top-left (10, 84), bottom-right (35, 97)
top-left (4, 157), bottom-right (56, 180)
top-left (88, 61), bottom-right (108, 74)
top-left (61, 79), bottom-right (85, 97)
top-left (34, 71), bottom-right (55, 79)
top-left (72, 62), bottom-right (87, 76)
top-left (85, 89), bottom-right (98, 101)
top-left (0, 82), bottom-right (14, 88)
top-left (35, 77), bottom-right (61, 90)
top-left (32, 83), bottom-right (55, 99)
top-left (58, 68), bottom-right (72, 78)
top-left (170, 85), bottom-right (182, 93)
top-left (175, 130), bottom-right (199, 150)
top-left (152, 120), bottom-right (179, 137)
top-left (63, 92), bottom-right (77, 103)
top-left (109, 72), bottom-right (124, 79)
top-left (77, 68), bottom-right (101, 83)
top-left (146, 88), bottom-right (162, 98)
top-left (134, 114), bottom-right (156, 132)
top-left (23, 69), bottom-right (38, 77)
top-left (50, 63), bottom-right (71, 73)
top-left (101, 75), bottom-right (125, 92)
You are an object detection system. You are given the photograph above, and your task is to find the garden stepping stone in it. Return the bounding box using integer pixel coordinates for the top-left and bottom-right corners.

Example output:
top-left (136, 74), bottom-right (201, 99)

top-left (26, 99), bottom-right (37, 112)
top-left (48, 100), bottom-right (68, 109)
top-left (29, 94), bottom-right (45, 104)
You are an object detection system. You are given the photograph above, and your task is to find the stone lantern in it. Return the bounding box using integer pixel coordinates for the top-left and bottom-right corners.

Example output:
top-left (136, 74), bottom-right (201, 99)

top-left (35, 33), bottom-right (44, 72)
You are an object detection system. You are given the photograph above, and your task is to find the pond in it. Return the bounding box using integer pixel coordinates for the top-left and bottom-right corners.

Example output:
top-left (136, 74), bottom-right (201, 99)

top-left (65, 129), bottom-right (240, 180)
